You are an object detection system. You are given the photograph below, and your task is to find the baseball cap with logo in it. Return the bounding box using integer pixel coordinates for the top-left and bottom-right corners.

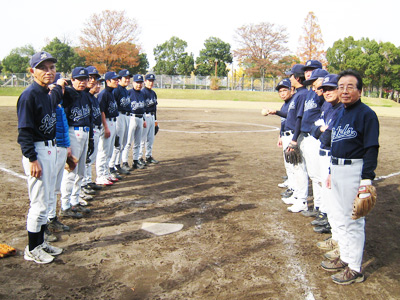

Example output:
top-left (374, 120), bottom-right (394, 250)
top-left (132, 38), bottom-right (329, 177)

top-left (30, 51), bottom-right (57, 68)
top-left (275, 78), bottom-right (291, 90)
top-left (285, 64), bottom-right (305, 76)
top-left (72, 67), bottom-right (89, 79)
top-left (304, 60), bottom-right (322, 70)
top-left (119, 69), bottom-right (133, 78)
top-left (86, 66), bottom-right (101, 79)
top-left (145, 74), bottom-right (156, 81)
top-left (303, 69), bottom-right (329, 86)
top-left (133, 74), bottom-right (144, 82)
top-left (105, 71), bottom-right (121, 81)
top-left (318, 74), bottom-right (339, 89)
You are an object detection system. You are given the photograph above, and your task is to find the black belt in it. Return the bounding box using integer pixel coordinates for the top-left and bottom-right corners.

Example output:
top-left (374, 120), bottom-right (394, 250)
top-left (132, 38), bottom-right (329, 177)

top-left (145, 112), bottom-right (155, 115)
top-left (74, 126), bottom-right (90, 132)
top-left (108, 117), bottom-right (117, 121)
top-left (120, 111), bottom-right (131, 116)
top-left (135, 114), bottom-right (143, 118)
top-left (302, 132), bottom-right (310, 137)
top-left (44, 139), bottom-right (56, 147)
top-left (284, 130), bottom-right (293, 136)
top-left (319, 149), bottom-right (331, 156)
top-left (331, 157), bottom-right (352, 165)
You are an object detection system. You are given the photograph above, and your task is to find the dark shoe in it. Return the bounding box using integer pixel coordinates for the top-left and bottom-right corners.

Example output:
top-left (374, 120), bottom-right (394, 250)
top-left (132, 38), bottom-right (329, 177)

top-left (110, 170), bottom-right (123, 180)
top-left (60, 208), bottom-right (82, 219)
top-left (122, 162), bottom-right (133, 171)
top-left (146, 156), bottom-right (159, 164)
top-left (139, 158), bottom-right (148, 166)
top-left (311, 213), bottom-right (328, 226)
top-left (81, 185), bottom-right (96, 195)
top-left (48, 216), bottom-right (70, 232)
top-left (301, 208), bottom-right (319, 218)
top-left (321, 257), bottom-right (348, 272)
top-left (313, 223), bottom-right (331, 234)
top-left (332, 267), bottom-right (364, 285)
top-left (44, 225), bottom-right (58, 242)
top-left (88, 182), bottom-right (103, 190)
top-left (281, 189), bottom-right (293, 198)
top-left (72, 204), bottom-right (91, 214)
top-left (133, 160), bottom-right (146, 169)
top-left (115, 165), bottom-right (130, 175)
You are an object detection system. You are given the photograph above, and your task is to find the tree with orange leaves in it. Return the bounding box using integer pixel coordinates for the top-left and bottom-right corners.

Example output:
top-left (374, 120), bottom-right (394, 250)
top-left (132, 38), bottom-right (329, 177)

top-left (297, 12), bottom-right (326, 66)
top-left (77, 10), bottom-right (141, 73)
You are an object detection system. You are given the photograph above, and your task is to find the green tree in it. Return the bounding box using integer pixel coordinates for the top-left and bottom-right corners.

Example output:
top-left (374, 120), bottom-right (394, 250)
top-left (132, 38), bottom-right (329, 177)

top-left (195, 37), bottom-right (233, 77)
top-left (2, 45), bottom-right (35, 73)
top-left (153, 36), bottom-right (194, 75)
top-left (123, 53), bottom-right (149, 75)
top-left (43, 37), bottom-right (85, 73)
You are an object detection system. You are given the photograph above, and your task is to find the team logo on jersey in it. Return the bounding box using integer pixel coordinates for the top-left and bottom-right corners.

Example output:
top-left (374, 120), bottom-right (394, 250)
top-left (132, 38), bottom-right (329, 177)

top-left (332, 124), bottom-right (357, 142)
top-left (69, 104), bottom-right (91, 122)
top-left (108, 100), bottom-right (118, 113)
top-left (147, 98), bottom-right (156, 106)
top-left (304, 99), bottom-right (318, 112)
top-left (92, 106), bottom-right (101, 119)
top-left (280, 117), bottom-right (286, 123)
top-left (288, 100), bottom-right (295, 111)
top-left (39, 113), bottom-right (56, 134)
top-left (120, 96), bottom-right (131, 108)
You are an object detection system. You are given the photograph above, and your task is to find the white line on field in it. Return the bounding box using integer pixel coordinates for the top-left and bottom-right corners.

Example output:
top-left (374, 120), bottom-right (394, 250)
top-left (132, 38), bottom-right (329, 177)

top-left (375, 171), bottom-right (400, 180)
top-left (0, 166), bottom-right (27, 180)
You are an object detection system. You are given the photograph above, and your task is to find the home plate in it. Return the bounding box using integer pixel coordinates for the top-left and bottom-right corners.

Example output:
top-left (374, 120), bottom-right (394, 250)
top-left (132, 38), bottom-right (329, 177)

top-left (141, 222), bottom-right (184, 236)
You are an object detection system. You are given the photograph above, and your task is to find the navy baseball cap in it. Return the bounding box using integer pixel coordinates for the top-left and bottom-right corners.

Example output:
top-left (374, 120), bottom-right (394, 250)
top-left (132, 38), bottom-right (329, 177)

top-left (318, 74), bottom-right (339, 89)
top-left (86, 66), bottom-right (101, 79)
top-left (303, 69), bottom-right (329, 86)
top-left (105, 71), bottom-right (121, 81)
top-left (30, 51), bottom-right (57, 68)
top-left (133, 74), bottom-right (144, 82)
top-left (304, 60), bottom-right (322, 70)
top-left (285, 64), bottom-right (305, 76)
top-left (145, 74), bottom-right (156, 81)
top-left (119, 69), bottom-right (133, 78)
top-left (72, 67), bottom-right (89, 79)
top-left (51, 72), bottom-right (62, 84)
top-left (275, 78), bottom-right (291, 91)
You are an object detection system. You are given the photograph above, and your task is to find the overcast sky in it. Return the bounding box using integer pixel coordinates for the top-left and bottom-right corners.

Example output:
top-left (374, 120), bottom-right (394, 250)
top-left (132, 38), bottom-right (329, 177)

top-left (2, 0), bottom-right (399, 69)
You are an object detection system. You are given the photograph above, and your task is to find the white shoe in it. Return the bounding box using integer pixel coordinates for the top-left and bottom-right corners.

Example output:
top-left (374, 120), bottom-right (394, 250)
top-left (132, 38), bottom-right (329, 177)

top-left (24, 245), bottom-right (54, 264)
top-left (96, 176), bottom-right (113, 186)
top-left (282, 195), bottom-right (297, 205)
top-left (287, 201), bottom-right (307, 213)
top-left (79, 198), bottom-right (88, 206)
top-left (278, 180), bottom-right (289, 188)
top-left (40, 241), bottom-right (63, 256)
top-left (79, 192), bottom-right (93, 201)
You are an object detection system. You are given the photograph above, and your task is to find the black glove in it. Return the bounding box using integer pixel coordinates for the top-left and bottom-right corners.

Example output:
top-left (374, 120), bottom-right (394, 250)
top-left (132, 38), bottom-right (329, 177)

top-left (114, 135), bottom-right (120, 148)
top-left (155, 124), bottom-right (159, 135)
top-left (87, 138), bottom-right (94, 158)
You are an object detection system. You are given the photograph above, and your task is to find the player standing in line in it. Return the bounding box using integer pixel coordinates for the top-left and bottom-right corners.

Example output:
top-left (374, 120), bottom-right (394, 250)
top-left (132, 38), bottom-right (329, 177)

top-left (17, 51), bottom-right (63, 264)
top-left (60, 67), bottom-right (92, 218)
top-left (282, 64), bottom-right (310, 213)
top-left (96, 71), bottom-right (120, 185)
top-left (82, 66), bottom-right (104, 191)
top-left (109, 69), bottom-right (133, 175)
top-left (140, 73), bottom-right (159, 165)
top-left (321, 69), bottom-right (379, 285)
top-left (310, 74), bottom-right (343, 252)
top-left (262, 78), bottom-right (294, 198)
top-left (122, 74), bottom-right (147, 170)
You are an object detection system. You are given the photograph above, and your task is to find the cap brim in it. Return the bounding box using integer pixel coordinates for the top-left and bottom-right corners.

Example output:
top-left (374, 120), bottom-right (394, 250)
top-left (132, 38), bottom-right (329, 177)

top-left (275, 85), bottom-right (290, 91)
top-left (34, 58), bottom-right (57, 68)
top-left (318, 83), bottom-right (338, 89)
top-left (303, 78), bottom-right (317, 86)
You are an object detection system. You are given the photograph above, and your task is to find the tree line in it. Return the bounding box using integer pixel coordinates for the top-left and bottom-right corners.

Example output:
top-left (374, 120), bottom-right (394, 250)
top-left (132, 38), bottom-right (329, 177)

top-left (1, 10), bottom-right (400, 99)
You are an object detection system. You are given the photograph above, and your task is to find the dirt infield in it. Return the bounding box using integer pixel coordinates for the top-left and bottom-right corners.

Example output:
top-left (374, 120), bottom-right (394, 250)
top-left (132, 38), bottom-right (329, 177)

top-left (0, 104), bottom-right (399, 300)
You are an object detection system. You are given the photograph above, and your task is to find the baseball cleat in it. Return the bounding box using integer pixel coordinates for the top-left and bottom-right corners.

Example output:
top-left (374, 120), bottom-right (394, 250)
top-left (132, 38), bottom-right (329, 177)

top-left (278, 180), bottom-right (289, 188)
top-left (313, 223), bottom-right (331, 234)
top-left (316, 237), bottom-right (338, 251)
top-left (60, 208), bottom-right (83, 219)
top-left (88, 182), bottom-right (103, 190)
top-left (115, 165), bottom-right (130, 175)
top-left (146, 156), bottom-right (159, 164)
top-left (324, 247), bottom-right (340, 260)
top-left (24, 245), bottom-right (54, 264)
top-left (81, 185), bottom-right (96, 195)
top-left (122, 162), bottom-right (133, 171)
top-left (321, 257), bottom-right (348, 272)
top-left (47, 217), bottom-right (69, 232)
top-left (96, 177), bottom-right (114, 186)
top-left (301, 208), bottom-right (319, 218)
top-left (287, 201), bottom-right (307, 213)
top-left (331, 267), bottom-right (364, 285)
top-left (281, 188), bottom-right (293, 198)
top-left (282, 195), bottom-right (297, 205)
top-left (44, 226), bottom-right (58, 242)
top-left (72, 204), bottom-right (91, 214)
top-left (139, 158), bottom-right (148, 166)
top-left (40, 241), bottom-right (63, 256)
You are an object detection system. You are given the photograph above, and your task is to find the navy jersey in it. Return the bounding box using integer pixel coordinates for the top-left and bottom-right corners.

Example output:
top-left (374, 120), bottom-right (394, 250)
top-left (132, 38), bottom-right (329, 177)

top-left (301, 89), bottom-right (325, 133)
top-left (113, 85), bottom-right (132, 114)
top-left (129, 89), bottom-right (145, 115)
top-left (17, 81), bottom-right (58, 161)
top-left (142, 87), bottom-right (158, 113)
top-left (277, 98), bottom-right (292, 135)
top-left (284, 87), bottom-right (308, 131)
top-left (98, 86), bottom-right (119, 118)
top-left (63, 86), bottom-right (92, 127)
top-left (87, 91), bottom-right (102, 127)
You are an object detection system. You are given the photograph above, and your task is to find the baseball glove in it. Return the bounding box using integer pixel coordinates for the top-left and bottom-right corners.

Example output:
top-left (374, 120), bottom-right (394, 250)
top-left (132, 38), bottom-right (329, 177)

top-left (155, 124), bottom-right (159, 135)
top-left (284, 143), bottom-right (302, 165)
top-left (0, 243), bottom-right (16, 258)
top-left (351, 180), bottom-right (377, 220)
top-left (65, 155), bottom-right (79, 172)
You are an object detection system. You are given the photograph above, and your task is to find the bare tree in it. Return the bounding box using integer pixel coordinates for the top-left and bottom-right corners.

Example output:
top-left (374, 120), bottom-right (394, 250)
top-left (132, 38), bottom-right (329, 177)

top-left (234, 22), bottom-right (289, 90)
top-left (78, 10), bottom-right (141, 73)
top-left (297, 11), bottom-right (326, 65)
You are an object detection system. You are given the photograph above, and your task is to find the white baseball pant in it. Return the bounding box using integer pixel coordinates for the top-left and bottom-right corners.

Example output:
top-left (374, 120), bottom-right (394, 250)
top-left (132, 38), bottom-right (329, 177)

top-left (122, 116), bottom-right (143, 162)
top-left (60, 127), bottom-right (89, 210)
top-left (330, 158), bottom-right (364, 272)
top-left (83, 126), bottom-right (101, 185)
top-left (96, 119), bottom-right (117, 178)
top-left (22, 141), bottom-right (57, 233)
top-left (109, 113), bottom-right (130, 168)
top-left (140, 113), bottom-right (155, 159)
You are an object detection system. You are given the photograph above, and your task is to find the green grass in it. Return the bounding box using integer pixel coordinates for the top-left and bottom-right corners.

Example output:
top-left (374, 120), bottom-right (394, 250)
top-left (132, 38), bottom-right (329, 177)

top-left (0, 87), bottom-right (25, 96)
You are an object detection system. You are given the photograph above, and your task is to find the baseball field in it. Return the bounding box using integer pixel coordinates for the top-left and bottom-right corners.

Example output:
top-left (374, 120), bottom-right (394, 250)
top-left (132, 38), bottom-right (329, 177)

top-left (0, 96), bottom-right (399, 299)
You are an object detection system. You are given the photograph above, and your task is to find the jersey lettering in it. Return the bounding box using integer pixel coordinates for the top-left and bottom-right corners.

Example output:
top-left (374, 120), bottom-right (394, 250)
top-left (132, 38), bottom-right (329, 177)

top-left (69, 104), bottom-right (91, 122)
top-left (332, 124), bottom-right (357, 142)
top-left (39, 113), bottom-right (57, 134)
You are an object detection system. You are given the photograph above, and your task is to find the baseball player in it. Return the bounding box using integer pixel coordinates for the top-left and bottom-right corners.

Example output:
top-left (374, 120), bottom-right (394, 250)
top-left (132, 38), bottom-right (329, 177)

top-left (321, 69), bottom-right (379, 285)
top-left (122, 74), bottom-right (147, 170)
top-left (96, 71), bottom-right (120, 185)
top-left (60, 67), bottom-right (92, 217)
top-left (82, 66), bottom-right (104, 192)
top-left (109, 69), bottom-right (133, 175)
top-left (282, 64), bottom-right (310, 213)
top-left (140, 73), bottom-right (159, 165)
top-left (17, 51), bottom-right (63, 264)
